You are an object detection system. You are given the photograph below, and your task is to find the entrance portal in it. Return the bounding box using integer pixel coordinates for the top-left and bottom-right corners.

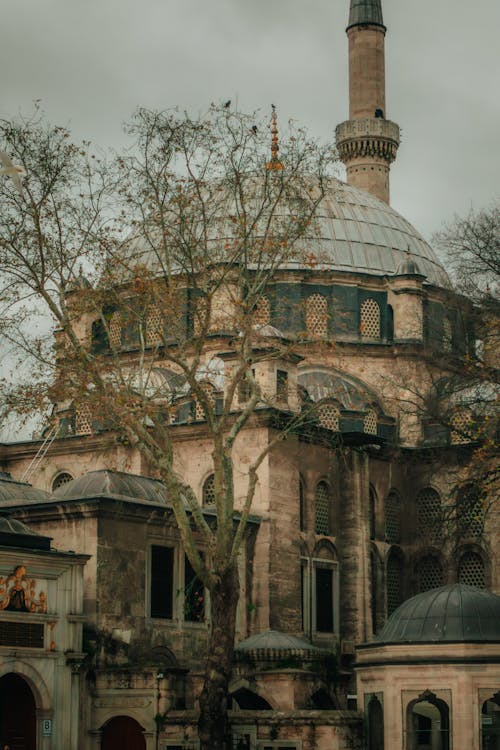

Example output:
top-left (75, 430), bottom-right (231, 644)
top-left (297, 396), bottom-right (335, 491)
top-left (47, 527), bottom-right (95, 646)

top-left (0, 673), bottom-right (37, 750)
top-left (101, 716), bottom-right (146, 750)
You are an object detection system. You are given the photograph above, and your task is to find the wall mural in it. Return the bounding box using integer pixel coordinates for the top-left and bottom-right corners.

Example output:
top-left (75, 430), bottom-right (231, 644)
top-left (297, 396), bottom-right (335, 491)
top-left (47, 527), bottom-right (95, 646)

top-left (0, 565), bottom-right (48, 613)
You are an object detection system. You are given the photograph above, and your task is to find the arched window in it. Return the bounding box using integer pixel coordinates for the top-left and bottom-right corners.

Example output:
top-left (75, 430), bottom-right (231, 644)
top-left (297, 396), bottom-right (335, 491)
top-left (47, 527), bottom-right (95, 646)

top-left (318, 402), bottom-right (340, 431)
top-left (254, 295), bottom-right (271, 326)
top-left (417, 487), bottom-right (442, 539)
top-left (407, 693), bottom-right (449, 750)
top-left (416, 554), bottom-right (444, 592)
top-left (315, 481), bottom-right (330, 535)
top-left (306, 293), bottom-right (328, 338)
top-left (457, 484), bottom-right (484, 537)
top-left (386, 550), bottom-right (403, 616)
top-left (75, 404), bottom-right (93, 435)
top-left (360, 298), bottom-right (381, 340)
top-left (367, 695), bottom-right (384, 750)
top-left (458, 550), bottom-right (485, 588)
top-left (481, 693), bottom-right (500, 749)
top-left (364, 408), bottom-right (378, 435)
top-left (385, 491), bottom-right (401, 544)
top-left (202, 474), bottom-right (215, 506)
top-left (299, 477), bottom-right (305, 531)
top-left (52, 472), bottom-right (74, 491)
top-left (443, 317), bottom-right (453, 352)
top-left (369, 487), bottom-right (376, 540)
top-left (146, 304), bottom-right (164, 347)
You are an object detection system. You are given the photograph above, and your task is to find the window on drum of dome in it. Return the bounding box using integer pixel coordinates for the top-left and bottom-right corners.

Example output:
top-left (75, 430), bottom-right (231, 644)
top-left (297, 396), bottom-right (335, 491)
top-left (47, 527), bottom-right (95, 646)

top-left (254, 295), bottom-right (271, 327)
top-left (52, 472), bottom-right (73, 491)
top-left (364, 408), bottom-right (378, 435)
top-left (75, 404), bottom-right (93, 435)
top-left (360, 298), bottom-right (381, 340)
top-left (146, 304), bottom-right (164, 347)
top-left (318, 402), bottom-right (340, 431)
top-left (315, 481), bottom-right (330, 536)
top-left (306, 293), bottom-right (328, 338)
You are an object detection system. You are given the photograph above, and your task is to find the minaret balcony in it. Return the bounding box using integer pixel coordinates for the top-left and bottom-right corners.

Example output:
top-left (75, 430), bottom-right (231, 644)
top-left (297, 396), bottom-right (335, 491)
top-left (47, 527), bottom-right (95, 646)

top-left (336, 118), bottom-right (400, 163)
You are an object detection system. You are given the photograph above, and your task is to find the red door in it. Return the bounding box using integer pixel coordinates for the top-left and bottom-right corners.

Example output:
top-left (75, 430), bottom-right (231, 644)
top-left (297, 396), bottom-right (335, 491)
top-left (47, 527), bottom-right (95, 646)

top-left (101, 716), bottom-right (146, 750)
top-left (0, 673), bottom-right (37, 750)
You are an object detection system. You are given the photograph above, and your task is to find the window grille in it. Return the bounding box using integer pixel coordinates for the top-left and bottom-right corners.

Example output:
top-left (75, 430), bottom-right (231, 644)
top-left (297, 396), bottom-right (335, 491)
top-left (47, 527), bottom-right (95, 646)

top-left (193, 297), bottom-right (208, 336)
top-left (364, 408), bottom-right (378, 435)
top-left (194, 382), bottom-right (215, 421)
top-left (202, 474), bottom-right (215, 506)
top-left (306, 293), bottom-right (328, 338)
top-left (458, 551), bottom-right (485, 588)
top-left (450, 409), bottom-right (473, 444)
top-left (52, 472), bottom-right (73, 491)
top-left (417, 488), bottom-right (441, 538)
top-left (360, 298), bottom-right (381, 339)
top-left (108, 311), bottom-right (122, 349)
top-left (254, 295), bottom-right (271, 326)
top-left (75, 404), bottom-right (92, 435)
top-left (0, 621), bottom-right (44, 648)
top-left (146, 304), bottom-right (164, 347)
top-left (319, 403), bottom-right (339, 431)
top-left (416, 555), bottom-right (444, 592)
top-left (385, 492), bottom-right (400, 543)
top-left (457, 484), bottom-right (484, 537)
top-left (315, 481), bottom-right (330, 535)
top-left (442, 318), bottom-right (452, 352)
top-left (386, 553), bottom-right (403, 615)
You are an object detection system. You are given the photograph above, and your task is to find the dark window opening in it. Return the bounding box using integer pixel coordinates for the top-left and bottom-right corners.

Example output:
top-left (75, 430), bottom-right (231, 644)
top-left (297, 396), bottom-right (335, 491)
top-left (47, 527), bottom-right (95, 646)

top-left (315, 566), bottom-right (334, 632)
top-left (150, 545), bottom-right (174, 619)
top-left (276, 370), bottom-right (288, 402)
top-left (184, 555), bottom-right (205, 622)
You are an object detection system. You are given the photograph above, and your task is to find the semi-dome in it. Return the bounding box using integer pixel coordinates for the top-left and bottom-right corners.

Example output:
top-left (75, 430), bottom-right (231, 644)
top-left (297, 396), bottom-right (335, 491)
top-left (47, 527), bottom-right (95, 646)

top-left (124, 180), bottom-right (449, 288)
top-left (376, 584), bottom-right (500, 644)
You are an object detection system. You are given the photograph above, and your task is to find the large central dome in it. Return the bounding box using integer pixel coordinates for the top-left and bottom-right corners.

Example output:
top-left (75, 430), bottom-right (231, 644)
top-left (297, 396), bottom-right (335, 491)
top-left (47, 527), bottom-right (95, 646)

top-left (125, 179), bottom-right (449, 288)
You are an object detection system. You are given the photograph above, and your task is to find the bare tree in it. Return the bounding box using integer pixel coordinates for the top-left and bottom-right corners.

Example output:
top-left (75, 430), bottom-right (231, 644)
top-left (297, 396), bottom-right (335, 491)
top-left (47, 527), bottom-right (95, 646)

top-left (0, 105), bottom-right (335, 749)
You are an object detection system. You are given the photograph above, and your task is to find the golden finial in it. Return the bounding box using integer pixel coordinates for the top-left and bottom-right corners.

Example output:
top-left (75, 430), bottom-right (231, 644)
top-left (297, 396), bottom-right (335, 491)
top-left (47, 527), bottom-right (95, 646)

top-left (265, 105), bottom-right (284, 171)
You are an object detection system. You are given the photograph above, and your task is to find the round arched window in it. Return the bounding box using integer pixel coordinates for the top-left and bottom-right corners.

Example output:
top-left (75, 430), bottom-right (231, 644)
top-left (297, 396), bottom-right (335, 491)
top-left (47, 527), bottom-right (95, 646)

top-left (52, 472), bottom-right (74, 491)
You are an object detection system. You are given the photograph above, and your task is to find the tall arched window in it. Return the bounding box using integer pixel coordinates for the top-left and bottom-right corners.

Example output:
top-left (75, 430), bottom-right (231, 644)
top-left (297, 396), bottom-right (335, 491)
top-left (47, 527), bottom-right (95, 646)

top-left (417, 487), bottom-right (442, 539)
top-left (385, 491), bottom-right (401, 544)
top-left (457, 484), bottom-right (484, 537)
top-left (202, 474), bottom-right (215, 506)
top-left (386, 550), bottom-right (403, 616)
top-left (315, 481), bottom-right (330, 535)
top-left (416, 554), bottom-right (444, 592)
top-left (367, 695), bottom-right (384, 750)
top-left (458, 550), bottom-right (485, 588)
top-left (306, 293), bottom-right (328, 338)
top-left (360, 298), bottom-right (381, 340)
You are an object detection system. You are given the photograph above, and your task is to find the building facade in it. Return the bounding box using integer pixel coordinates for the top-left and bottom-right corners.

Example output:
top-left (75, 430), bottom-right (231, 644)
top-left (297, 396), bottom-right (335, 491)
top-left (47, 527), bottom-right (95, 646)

top-left (0, 1), bottom-right (498, 749)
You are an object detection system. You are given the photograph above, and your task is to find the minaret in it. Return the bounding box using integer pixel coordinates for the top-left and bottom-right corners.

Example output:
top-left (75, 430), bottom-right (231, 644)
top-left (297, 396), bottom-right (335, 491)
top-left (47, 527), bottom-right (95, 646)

top-left (336, 0), bottom-right (400, 204)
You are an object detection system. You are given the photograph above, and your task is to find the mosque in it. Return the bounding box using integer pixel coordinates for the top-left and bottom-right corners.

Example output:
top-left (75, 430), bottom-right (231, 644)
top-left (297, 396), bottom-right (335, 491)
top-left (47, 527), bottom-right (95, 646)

top-left (0, 1), bottom-right (498, 748)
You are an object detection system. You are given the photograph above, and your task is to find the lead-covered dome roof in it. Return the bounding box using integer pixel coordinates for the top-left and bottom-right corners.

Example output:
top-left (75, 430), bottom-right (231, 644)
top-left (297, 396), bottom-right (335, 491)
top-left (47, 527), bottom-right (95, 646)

top-left (376, 584), bottom-right (500, 644)
top-left (125, 180), bottom-right (449, 287)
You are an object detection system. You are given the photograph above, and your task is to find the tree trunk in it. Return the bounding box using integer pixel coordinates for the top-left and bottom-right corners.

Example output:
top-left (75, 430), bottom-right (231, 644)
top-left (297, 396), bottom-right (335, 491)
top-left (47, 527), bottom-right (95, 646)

top-left (198, 563), bottom-right (240, 750)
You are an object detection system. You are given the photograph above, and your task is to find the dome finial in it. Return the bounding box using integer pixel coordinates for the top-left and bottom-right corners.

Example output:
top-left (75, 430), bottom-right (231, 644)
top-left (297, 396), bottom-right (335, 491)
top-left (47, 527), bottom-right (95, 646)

top-left (265, 105), bottom-right (284, 171)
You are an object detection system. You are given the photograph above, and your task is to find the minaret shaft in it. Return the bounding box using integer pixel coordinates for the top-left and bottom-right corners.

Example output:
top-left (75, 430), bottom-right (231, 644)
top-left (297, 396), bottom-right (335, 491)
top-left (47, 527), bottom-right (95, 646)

top-left (336, 1), bottom-right (400, 204)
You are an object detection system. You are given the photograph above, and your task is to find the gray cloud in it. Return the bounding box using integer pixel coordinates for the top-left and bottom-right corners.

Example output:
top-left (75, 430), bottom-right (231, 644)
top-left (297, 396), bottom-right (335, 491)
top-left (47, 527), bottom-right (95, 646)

top-left (1, 0), bottom-right (498, 240)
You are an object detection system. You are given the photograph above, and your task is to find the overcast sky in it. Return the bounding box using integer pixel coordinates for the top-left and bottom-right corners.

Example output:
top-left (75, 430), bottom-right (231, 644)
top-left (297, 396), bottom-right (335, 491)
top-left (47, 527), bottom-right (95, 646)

top-left (1, 0), bottom-right (498, 241)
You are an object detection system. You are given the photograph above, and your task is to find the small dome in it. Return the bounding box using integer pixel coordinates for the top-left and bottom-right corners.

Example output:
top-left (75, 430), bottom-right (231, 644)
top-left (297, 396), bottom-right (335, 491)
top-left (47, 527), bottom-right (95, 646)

top-left (376, 584), bottom-right (500, 644)
top-left (0, 510), bottom-right (52, 550)
top-left (396, 253), bottom-right (423, 276)
top-left (236, 629), bottom-right (327, 659)
top-left (0, 472), bottom-right (49, 505)
top-left (53, 470), bottom-right (169, 505)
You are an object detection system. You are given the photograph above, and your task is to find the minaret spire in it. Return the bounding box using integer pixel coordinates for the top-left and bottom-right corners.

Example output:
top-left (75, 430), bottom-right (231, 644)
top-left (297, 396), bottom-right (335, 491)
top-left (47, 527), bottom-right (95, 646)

top-left (336, 0), bottom-right (400, 204)
top-left (265, 105), bottom-right (284, 171)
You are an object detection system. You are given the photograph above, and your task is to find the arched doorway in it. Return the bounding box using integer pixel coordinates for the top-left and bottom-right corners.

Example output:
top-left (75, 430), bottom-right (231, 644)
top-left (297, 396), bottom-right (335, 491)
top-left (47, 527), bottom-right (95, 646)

top-left (101, 716), bottom-right (146, 750)
top-left (407, 693), bottom-right (449, 750)
top-left (482, 693), bottom-right (500, 750)
top-left (368, 695), bottom-right (384, 750)
top-left (0, 673), bottom-right (37, 750)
